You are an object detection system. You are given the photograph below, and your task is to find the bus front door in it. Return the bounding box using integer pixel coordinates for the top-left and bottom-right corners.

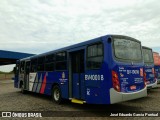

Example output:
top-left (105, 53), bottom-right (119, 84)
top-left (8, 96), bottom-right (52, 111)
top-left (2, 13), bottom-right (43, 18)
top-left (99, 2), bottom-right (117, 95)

top-left (24, 61), bottom-right (30, 90)
top-left (14, 62), bottom-right (19, 88)
top-left (70, 50), bottom-right (85, 99)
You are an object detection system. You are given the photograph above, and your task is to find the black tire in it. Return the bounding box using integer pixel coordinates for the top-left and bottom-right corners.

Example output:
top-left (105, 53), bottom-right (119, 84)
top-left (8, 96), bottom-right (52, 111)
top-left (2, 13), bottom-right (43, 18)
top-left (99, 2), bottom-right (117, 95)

top-left (52, 85), bottom-right (62, 104)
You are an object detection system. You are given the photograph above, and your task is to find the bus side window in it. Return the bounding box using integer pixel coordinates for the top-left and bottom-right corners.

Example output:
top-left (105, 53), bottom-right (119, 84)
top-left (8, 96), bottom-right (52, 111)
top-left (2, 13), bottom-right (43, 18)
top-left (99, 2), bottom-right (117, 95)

top-left (20, 61), bottom-right (25, 73)
top-left (45, 54), bottom-right (55, 71)
top-left (55, 52), bottom-right (67, 71)
top-left (14, 65), bottom-right (18, 74)
top-left (31, 59), bottom-right (37, 72)
top-left (87, 43), bottom-right (103, 69)
top-left (25, 62), bottom-right (30, 74)
top-left (37, 57), bottom-right (45, 71)
top-left (14, 63), bottom-right (19, 74)
top-left (16, 63), bottom-right (19, 74)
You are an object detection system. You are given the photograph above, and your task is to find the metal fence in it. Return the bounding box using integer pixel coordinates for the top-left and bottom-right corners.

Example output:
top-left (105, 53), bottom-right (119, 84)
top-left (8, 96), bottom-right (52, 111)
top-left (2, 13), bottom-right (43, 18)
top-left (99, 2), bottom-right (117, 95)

top-left (0, 74), bottom-right (14, 80)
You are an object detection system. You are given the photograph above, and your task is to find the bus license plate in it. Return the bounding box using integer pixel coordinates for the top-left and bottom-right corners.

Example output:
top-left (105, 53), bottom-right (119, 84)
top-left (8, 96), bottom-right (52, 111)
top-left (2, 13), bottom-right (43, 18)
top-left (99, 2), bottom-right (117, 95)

top-left (130, 85), bottom-right (136, 90)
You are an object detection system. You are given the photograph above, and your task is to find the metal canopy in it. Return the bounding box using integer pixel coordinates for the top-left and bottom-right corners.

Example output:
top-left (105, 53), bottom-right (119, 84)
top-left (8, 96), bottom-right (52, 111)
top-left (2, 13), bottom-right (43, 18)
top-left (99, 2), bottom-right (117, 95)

top-left (0, 50), bottom-right (34, 65)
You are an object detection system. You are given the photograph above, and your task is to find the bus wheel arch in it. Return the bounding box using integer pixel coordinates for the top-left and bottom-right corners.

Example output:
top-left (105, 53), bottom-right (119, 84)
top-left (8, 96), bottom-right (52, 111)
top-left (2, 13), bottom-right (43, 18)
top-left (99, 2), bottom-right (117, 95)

top-left (51, 83), bottom-right (62, 104)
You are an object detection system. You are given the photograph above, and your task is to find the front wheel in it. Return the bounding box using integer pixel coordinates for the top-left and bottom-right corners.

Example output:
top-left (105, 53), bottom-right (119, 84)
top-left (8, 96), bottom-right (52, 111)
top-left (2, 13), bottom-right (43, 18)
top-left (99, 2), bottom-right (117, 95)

top-left (52, 85), bottom-right (62, 104)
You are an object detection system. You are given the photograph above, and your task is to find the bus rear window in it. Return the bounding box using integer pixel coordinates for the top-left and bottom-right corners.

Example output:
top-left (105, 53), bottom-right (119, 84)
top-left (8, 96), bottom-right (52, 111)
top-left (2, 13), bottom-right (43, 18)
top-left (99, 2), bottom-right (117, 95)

top-left (142, 48), bottom-right (154, 63)
top-left (113, 38), bottom-right (142, 61)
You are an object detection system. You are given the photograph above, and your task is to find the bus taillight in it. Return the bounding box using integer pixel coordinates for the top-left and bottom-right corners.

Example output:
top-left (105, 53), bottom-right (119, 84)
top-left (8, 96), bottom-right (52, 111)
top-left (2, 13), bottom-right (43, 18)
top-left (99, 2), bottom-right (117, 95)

top-left (153, 68), bottom-right (157, 80)
top-left (143, 72), bottom-right (147, 87)
top-left (112, 71), bottom-right (120, 92)
top-left (151, 68), bottom-right (157, 82)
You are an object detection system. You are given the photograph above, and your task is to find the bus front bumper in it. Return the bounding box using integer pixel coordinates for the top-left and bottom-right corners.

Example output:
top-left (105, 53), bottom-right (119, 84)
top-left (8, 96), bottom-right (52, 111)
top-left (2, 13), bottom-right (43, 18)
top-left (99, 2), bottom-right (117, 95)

top-left (147, 80), bottom-right (157, 89)
top-left (157, 78), bottom-right (160, 84)
top-left (109, 87), bottom-right (147, 104)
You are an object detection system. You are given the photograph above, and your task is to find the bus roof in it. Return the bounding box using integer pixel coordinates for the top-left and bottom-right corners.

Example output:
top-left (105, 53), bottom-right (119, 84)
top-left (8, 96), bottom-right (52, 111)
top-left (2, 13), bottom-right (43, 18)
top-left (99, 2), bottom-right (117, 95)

top-left (20, 34), bottom-right (140, 61)
top-left (142, 46), bottom-right (152, 50)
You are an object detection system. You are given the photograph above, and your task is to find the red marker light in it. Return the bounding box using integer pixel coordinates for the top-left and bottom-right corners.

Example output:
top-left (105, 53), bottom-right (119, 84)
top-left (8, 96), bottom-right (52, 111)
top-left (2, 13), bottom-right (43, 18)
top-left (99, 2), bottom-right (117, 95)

top-left (112, 70), bottom-right (120, 92)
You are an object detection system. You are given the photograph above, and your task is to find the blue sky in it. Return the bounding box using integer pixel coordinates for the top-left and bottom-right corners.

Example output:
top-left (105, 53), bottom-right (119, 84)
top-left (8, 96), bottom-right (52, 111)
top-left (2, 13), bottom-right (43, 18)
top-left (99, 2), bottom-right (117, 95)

top-left (0, 0), bottom-right (160, 72)
top-left (152, 47), bottom-right (160, 53)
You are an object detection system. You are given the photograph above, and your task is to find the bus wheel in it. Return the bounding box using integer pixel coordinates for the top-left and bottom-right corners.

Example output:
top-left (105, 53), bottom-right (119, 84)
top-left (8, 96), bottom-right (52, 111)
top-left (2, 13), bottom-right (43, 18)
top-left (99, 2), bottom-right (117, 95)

top-left (52, 85), bottom-right (62, 104)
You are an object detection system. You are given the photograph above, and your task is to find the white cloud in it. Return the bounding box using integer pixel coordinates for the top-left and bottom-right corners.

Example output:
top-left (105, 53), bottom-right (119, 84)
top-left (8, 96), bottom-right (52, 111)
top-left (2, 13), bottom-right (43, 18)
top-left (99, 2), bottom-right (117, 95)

top-left (0, 0), bottom-right (159, 55)
top-left (0, 64), bottom-right (15, 72)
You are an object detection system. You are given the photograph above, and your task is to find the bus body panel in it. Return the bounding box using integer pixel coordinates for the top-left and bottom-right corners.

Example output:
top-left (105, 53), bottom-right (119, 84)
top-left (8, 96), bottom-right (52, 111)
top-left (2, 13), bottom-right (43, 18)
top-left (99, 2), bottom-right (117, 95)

top-left (83, 39), bottom-right (113, 104)
top-left (72, 73), bottom-right (86, 100)
top-left (113, 65), bottom-right (144, 92)
top-left (84, 67), bottom-right (110, 104)
top-left (155, 65), bottom-right (160, 83)
top-left (144, 65), bottom-right (157, 87)
top-left (28, 71), bottom-right (69, 98)
top-left (14, 34), bottom-right (147, 104)
top-left (80, 73), bottom-right (86, 100)
top-left (72, 73), bottom-right (80, 98)
top-left (153, 52), bottom-right (160, 83)
top-left (142, 47), bottom-right (157, 88)
top-left (107, 36), bottom-right (147, 103)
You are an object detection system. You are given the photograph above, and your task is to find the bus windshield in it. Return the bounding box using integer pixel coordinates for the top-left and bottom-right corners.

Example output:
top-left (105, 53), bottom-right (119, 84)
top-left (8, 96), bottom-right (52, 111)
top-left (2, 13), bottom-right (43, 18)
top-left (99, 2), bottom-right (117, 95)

top-left (143, 48), bottom-right (154, 63)
top-left (113, 38), bottom-right (142, 61)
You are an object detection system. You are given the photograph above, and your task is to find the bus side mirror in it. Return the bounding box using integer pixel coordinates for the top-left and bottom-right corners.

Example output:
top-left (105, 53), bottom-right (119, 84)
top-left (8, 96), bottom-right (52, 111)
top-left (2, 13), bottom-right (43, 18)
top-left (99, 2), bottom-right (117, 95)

top-left (108, 38), bottom-right (112, 43)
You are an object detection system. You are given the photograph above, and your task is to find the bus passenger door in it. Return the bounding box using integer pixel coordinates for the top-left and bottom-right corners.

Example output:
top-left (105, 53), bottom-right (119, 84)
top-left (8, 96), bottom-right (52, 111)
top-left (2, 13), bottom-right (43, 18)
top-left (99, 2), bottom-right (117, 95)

top-left (14, 62), bottom-right (19, 88)
top-left (70, 50), bottom-right (85, 99)
top-left (24, 61), bottom-right (30, 90)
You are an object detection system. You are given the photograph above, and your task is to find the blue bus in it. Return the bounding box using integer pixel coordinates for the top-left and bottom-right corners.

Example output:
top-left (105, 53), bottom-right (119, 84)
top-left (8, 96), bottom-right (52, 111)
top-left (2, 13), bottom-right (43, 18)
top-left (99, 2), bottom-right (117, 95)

top-left (142, 46), bottom-right (157, 88)
top-left (153, 52), bottom-right (160, 83)
top-left (14, 35), bottom-right (147, 104)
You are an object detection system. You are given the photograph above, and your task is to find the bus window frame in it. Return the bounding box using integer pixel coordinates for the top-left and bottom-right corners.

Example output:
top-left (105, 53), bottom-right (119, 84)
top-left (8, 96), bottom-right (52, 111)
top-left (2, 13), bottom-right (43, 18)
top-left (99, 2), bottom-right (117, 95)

top-left (55, 51), bottom-right (68, 71)
top-left (45, 54), bottom-right (55, 72)
top-left (86, 42), bottom-right (104, 70)
top-left (20, 61), bottom-right (25, 73)
top-left (37, 56), bottom-right (45, 72)
top-left (14, 62), bottom-right (19, 74)
top-left (142, 47), bottom-right (154, 65)
top-left (25, 61), bottom-right (31, 74)
top-left (112, 37), bottom-right (143, 63)
top-left (30, 58), bottom-right (38, 72)
top-left (45, 62), bottom-right (55, 71)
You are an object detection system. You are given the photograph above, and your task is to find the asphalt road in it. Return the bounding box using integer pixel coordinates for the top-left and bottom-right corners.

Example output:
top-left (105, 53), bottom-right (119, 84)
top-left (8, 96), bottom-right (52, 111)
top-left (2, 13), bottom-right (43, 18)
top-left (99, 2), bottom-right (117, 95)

top-left (0, 79), bottom-right (160, 120)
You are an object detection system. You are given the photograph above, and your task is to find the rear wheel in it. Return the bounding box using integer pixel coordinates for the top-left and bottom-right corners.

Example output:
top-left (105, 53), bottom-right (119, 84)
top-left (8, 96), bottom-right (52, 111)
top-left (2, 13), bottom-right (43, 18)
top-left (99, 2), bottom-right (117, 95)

top-left (52, 85), bottom-right (62, 104)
